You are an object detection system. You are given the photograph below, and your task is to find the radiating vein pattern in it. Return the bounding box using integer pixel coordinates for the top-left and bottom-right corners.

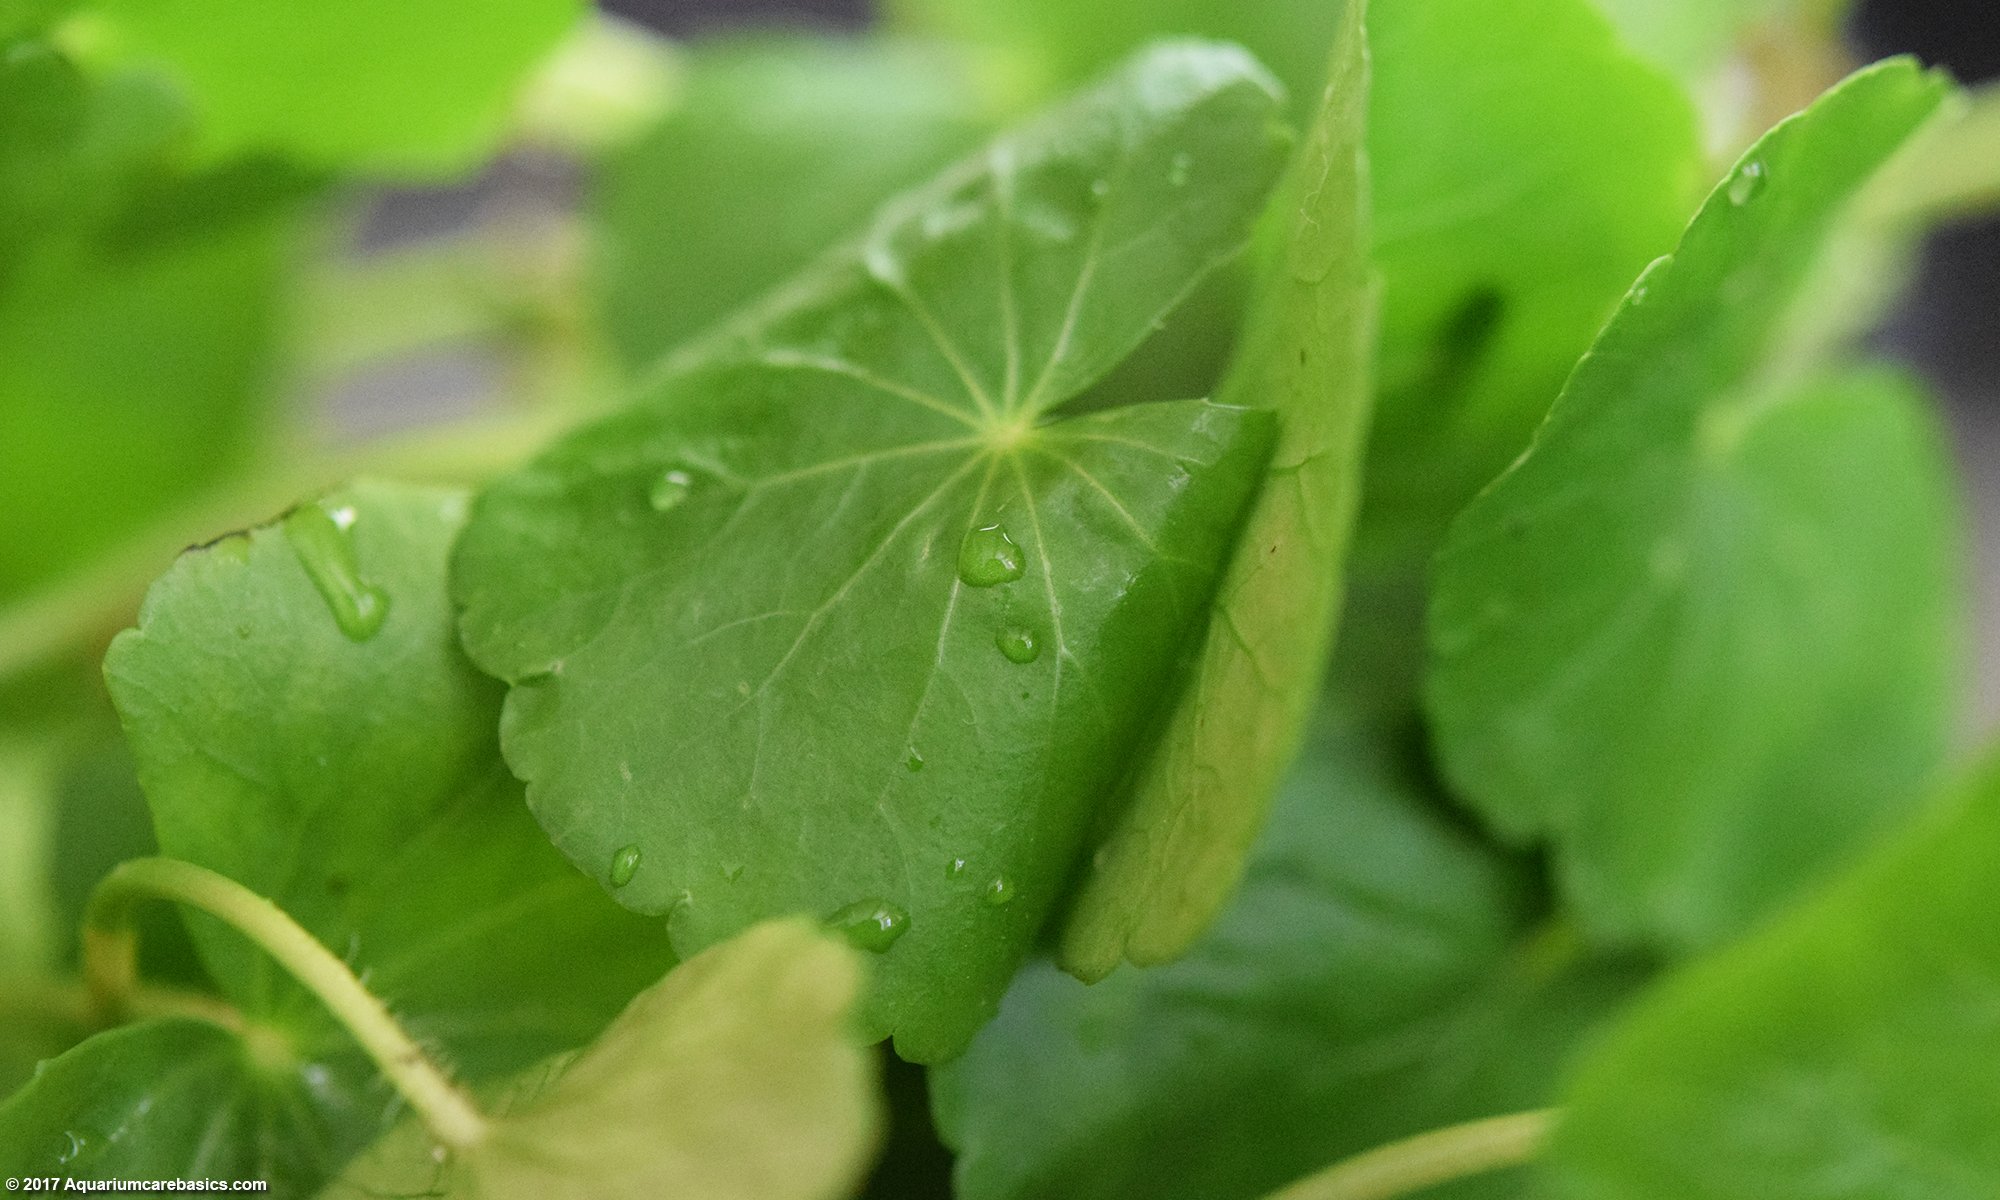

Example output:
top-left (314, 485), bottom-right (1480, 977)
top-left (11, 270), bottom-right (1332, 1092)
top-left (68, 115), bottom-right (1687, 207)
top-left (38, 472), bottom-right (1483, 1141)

top-left (453, 42), bottom-right (1288, 1059)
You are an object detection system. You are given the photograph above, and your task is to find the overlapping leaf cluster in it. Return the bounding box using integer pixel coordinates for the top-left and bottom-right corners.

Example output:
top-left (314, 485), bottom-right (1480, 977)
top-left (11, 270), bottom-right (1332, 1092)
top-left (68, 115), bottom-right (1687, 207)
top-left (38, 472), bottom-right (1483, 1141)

top-left (1, 0), bottom-right (1998, 1195)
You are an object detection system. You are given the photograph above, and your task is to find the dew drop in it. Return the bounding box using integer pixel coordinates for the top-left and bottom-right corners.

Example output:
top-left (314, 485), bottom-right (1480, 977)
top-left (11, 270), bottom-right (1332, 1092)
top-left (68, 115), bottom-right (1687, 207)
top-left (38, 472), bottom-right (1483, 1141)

top-left (283, 501), bottom-right (390, 642)
top-left (995, 625), bottom-right (1041, 664)
top-left (958, 524), bottom-right (1025, 587)
top-left (609, 844), bottom-right (642, 888)
top-left (1727, 159), bottom-right (1766, 206)
top-left (1168, 151), bottom-right (1192, 187)
top-left (984, 875), bottom-right (1016, 907)
top-left (58, 1129), bottom-right (85, 1163)
top-left (648, 468), bottom-right (694, 512)
top-left (827, 898), bottom-right (910, 953)
top-left (1089, 177), bottom-right (1111, 201)
top-left (946, 856), bottom-right (969, 879)
top-left (905, 748), bottom-right (925, 773)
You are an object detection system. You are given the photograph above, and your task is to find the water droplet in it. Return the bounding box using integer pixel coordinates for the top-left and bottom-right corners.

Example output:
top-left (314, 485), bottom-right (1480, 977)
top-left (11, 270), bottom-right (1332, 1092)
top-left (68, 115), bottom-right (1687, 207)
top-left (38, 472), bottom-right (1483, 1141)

top-left (995, 626), bottom-right (1041, 664)
top-left (905, 748), bottom-right (925, 773)
top-left (946, 856), bottom-right (968, 879)
top-left (58, 1129), bottom-right (85, 1163)
top-left (648, 468), bottom-right (694, 512)
top-left (1727, 159), bottom-right (1765, 206)
top-left (722, 861), bottom-right (745, 882)
top-left (958, 524), bottom-right (1025, 587)
top-left (609, 844), bottom-right (642, 888)
top-left (827, 898), bottom-right (910, 953)
top-left (283, 501), bottom-right (390, 642)
top-left (1168, 152), bottom-right (1192, 187)
top-left (984, 876), bottom-right (1016, 907)
top-left (1089, 177), bottom-right (1110, 201)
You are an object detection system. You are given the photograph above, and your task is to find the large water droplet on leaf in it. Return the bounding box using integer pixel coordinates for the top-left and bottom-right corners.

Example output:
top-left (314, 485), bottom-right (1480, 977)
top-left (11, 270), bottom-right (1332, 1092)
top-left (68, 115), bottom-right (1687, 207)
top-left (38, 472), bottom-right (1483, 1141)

top-left (1727, 160), bottom-right (1766, 206)
top-left (984, 876), bottom-right (1016, 907)
top-left (284, 501), bottom-right (390, 642)
top-left (609, 844), bottom-right (643, 888)
top-left (995, 625), bottom-right (1041, 664)
top-left (648, 468), bottom-right (695, 512)
top-left (958, 524), bottom-right (1025, 587)
top-left (827, 898), bottom-right (910, 953)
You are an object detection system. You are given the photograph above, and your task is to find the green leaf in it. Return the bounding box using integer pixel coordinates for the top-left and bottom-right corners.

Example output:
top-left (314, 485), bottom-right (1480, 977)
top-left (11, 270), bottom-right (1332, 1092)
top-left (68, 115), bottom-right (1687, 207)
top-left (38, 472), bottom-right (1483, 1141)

top-left (0, 1017), bottom-right (373, 1187)
top-left (936, 700), bottom-right (1648, 1200)
top-left (453, 43), bottom-right (1289, 1061)
top-left (1359, 0), bottom-right (1702, 561)
top-left (324, 920), bottom-right (882, 1200)
top-left (1426, 61), bottom-right (1962, 949)
top-left (100, 481), bottom-right (673, 1155)
top-left (0, 43), bottom-right (306, 601)
top-left (594, 34), bottom-right (987, 368)
top-left (884, 0), bottom-right (1346, 123)
top-left (887, 0), bottom-right (1706, 563)
top-left (1545, 759), bottom-right (2000, 1199)
top-left (1058, 5), bottom-right (1373, 976)
top-left (77, 0), bottom-right (581, 174)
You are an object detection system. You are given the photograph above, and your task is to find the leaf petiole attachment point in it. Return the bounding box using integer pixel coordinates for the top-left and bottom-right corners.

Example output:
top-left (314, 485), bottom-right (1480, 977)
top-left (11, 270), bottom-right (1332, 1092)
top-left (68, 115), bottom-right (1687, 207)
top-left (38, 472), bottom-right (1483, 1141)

top-left (82, 856), bottom-right (491, 1150)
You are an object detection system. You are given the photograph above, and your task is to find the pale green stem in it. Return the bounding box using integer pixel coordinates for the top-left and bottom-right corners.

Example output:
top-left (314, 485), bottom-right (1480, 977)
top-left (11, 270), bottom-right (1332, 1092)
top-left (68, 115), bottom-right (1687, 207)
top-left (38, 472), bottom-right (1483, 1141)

top-left (1260, 1110), bottom-right (1556, 1200)
top-left (1864, 82), bottom-right (2000, 228)
top-left (0, 405), bottom-right (574, 684)
top-left (84, 857), bottom-right (489, 1150)
top-left (0, 972), bottom-right (243, 1033)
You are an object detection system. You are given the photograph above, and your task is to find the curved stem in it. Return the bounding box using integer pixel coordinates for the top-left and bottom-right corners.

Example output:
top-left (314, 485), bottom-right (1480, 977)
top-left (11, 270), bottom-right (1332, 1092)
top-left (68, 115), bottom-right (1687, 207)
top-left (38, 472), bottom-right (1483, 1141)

top-left (84, 857), bottom-right (489, 1150)
top-left (1260, 1110), bottom-right (1556, 1200)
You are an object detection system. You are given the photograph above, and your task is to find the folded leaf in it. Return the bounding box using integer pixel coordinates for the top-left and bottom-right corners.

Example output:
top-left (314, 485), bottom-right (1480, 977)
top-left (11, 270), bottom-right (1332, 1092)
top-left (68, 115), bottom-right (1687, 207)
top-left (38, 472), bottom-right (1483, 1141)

top-left (1546, 758), bottom-right (2000, 1199)
top-left (99, 481), bottom-right (672, 1174)
top-left (323, 920), bottom-right (881, 1200)
top-left (1426, 61), bottom-right (1962, 948)
top-left (453, 43), bottom-right (1289, 1060)
top-left (1059, 3), bottom-right (1372, 977)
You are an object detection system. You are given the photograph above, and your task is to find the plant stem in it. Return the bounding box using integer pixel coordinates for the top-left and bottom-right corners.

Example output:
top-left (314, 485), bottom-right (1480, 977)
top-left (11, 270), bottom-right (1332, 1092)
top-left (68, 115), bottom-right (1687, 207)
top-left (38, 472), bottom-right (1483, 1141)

top-left (0, 972), bottom-right (244, 1033)
top-left (1864, 81), bottom-right (2000, 228)
top-left (1259, 1110), bottom-right (1556, 1200)
top-left (84, 857), bottom-right (490, 1150)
